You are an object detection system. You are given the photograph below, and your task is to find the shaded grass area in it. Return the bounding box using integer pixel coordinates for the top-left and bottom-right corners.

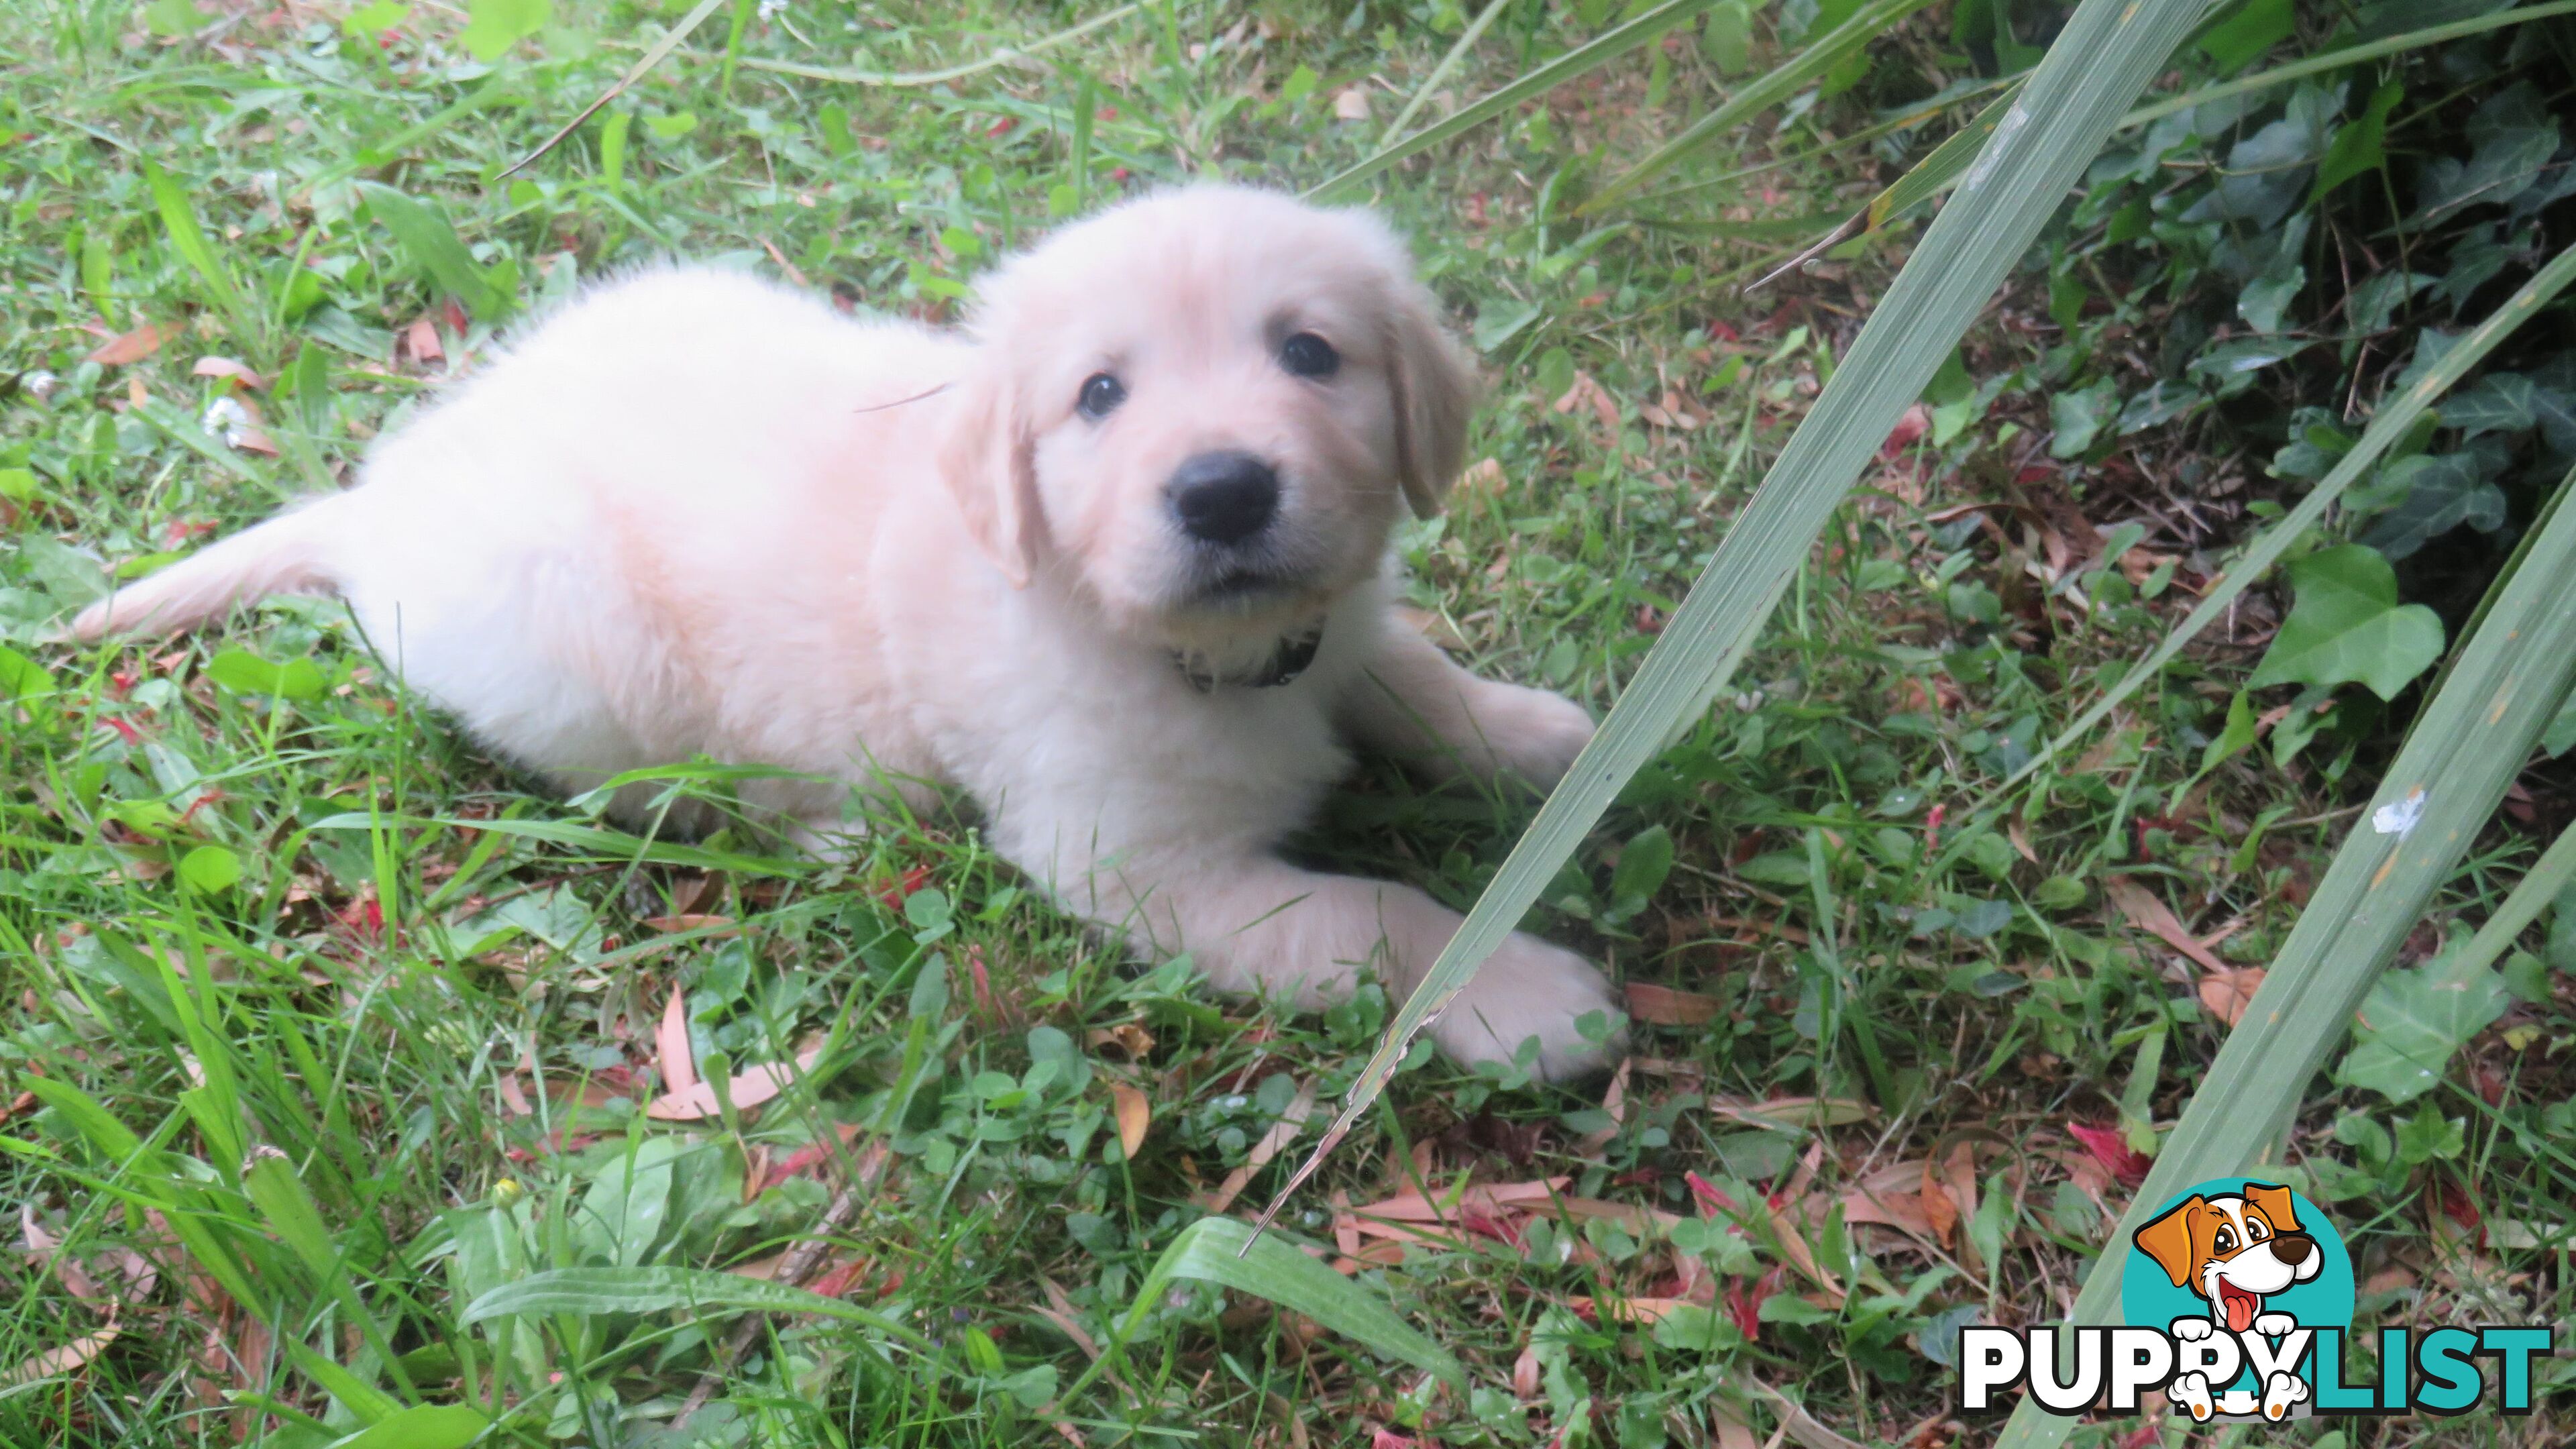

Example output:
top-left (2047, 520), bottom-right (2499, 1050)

top-left (1, 3), bottom-right (2569, 1446)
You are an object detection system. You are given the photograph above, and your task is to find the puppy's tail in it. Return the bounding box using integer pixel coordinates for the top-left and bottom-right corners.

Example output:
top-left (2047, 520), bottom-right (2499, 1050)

top-left (68, 498), bottom-right (345, 641)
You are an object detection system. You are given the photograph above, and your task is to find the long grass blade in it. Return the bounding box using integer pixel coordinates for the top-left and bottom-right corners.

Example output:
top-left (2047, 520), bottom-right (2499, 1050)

top-left (1256, 0), bottom-right (2214, 1238)
top-left (706, 3), bottom-right (1146, 88)
top-left (1584, 0), bottom-right (1939, 213)
top-left (462, 1266), bottom-right (932, 1349)
top-left (1071, 1217), bottom-right (1464, 1403)
top-left (504, 0), bottom-right (732, 176)
top-left (1304, 0), bottom-right (1714, 204)
top-left (1989, 458), bottom-right (2576, 1449)
top-left (1990, 242), bottom-right (2576, 798)
top-left (1381, 0), bottom-right (1511, 142)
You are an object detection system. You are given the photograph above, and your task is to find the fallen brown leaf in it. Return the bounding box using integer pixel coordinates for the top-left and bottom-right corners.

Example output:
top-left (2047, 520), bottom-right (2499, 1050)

top-left (86, 323), bottom-right (166, 366)
top-left (2104, 876), bottom-right (2231, 974)
top-left (645, 1046), bottom-right (821, 1120)
top-left (1110, 1082), bottom-right (1150, 1160)
top-left (657, 984), bottom-right (697, 1097)
top-left (7, 1326), bottom-right (117, 1387)
top-left (1625, 982), bottom-right (1721, 1025)
top-left (2198, 965), bottom-right (2266, 1027)
top-left (191, 356), bottom-right (268, 390)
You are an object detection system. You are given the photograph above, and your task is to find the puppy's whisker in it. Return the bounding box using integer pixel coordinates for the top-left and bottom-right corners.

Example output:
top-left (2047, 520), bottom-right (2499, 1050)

top-left (852, 382), bottom-right (953, 414)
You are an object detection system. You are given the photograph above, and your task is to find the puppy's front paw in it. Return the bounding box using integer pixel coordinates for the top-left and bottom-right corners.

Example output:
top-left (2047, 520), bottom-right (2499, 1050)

top-left (1474, 682), bottom-right (1595, 789)
top-left (2167, 1372), bottom-right (2214, 1423)
top-left (1429, 932), bottom-right (1623, 1082)
top-left (2261, 1370), bottom-right (2310, 1419)
top-left (2253, 1312), bottom-right (2296, 1339)
top-left (2170, 1317), bottom-right (2215, 1342)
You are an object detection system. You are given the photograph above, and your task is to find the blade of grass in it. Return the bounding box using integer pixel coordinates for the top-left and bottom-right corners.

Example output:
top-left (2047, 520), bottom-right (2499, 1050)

top-left (144, 160), bottom-right (258, 347)
top-left (1303, 0), bottom-right (1715, 204)
top-left (1380, 0), bottom-right (1511, 143)
top-left (1988, 241), bottom-right (2576, 799)
top-left (462, 1266), bottom-right (933, 1350)
top-left (687, 3), bottom-right (1147, 88)
top-left (1990, 458), bottom-right (2576, 1449)
top-left (1069, 1216), bottom-right (1464, 1403)
top-left (1583, 0), bottom-right (1941, 213)
top-left (503, 0), bottom-right (731, 177)
top-left (1256, 0), bottom-right (2214, 1237)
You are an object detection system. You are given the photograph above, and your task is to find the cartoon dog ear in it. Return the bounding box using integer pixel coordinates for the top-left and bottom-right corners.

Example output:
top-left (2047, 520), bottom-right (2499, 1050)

top-left (2133, 1195), bottom-right (2210, 1288)
top-left (937, 355), bottom-right (1044, 588)
top-left (2241, 1181), bottom-right (2301, 1235)
top-left (1381, 281), bottom-right (1478, 521)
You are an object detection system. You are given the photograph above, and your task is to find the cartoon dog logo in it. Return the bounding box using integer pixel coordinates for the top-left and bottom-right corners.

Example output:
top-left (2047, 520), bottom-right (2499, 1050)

top-left (2132, 1181), bottom-right (2323, 1420)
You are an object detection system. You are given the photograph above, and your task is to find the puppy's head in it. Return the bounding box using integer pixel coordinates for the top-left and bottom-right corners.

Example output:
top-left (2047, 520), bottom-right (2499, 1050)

top-left (2132, 1183), bottom-right (2324, 1332)
top-left (938, 185), bottom-right (1474, 645)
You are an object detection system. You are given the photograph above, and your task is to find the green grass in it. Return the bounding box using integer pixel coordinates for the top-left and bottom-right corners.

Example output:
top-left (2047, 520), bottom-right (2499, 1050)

top-left (3, 3), bottom-right (2571, 1447)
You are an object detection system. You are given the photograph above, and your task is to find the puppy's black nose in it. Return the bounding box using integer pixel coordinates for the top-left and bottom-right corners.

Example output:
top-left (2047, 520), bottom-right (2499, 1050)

top-left (1168, 451), bottom-right (1279, 545)
top-left (2273, 1232), bottom-right (2314, 1266)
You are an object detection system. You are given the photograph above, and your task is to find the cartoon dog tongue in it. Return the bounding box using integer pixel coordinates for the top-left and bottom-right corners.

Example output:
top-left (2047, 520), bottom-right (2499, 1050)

top-left (2220, 1283), bottom-right (2259, 1333)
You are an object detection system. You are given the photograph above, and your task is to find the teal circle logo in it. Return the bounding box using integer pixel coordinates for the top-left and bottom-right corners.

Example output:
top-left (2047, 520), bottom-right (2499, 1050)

top-left (2122, 1178), bottom-right (2354, 1414)
top-left (2121, 1179), bottom-right (2354, 1336)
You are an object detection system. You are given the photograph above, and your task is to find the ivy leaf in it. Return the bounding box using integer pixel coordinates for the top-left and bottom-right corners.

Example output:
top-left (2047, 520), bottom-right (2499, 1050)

top-left (2049, 380), bottom-right (2117, 458)
top-left (2249, 544), bottom-right (2445, 700)
top-left (2440, 373), bottom-right (2538, 439)
top-left (2196, 0), bottom-right (2292, 74)
top-left (2361, 453), bottom-right (2507, 559)
top-left (1609, 824), bottom-right (1676, 916)
top-left (2340, 929), bottom-right (2510, 1104)
top-left (2314, 83), bottom-right (2401, 204)
top-left (2418, 123), bottom-right (2559, 222)
top-left (458, 0), bottom-right (551, 62)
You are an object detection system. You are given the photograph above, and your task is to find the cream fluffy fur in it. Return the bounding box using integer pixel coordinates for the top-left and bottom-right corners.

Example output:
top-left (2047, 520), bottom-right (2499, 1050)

top-left (74, 185), bottom-right (1623, 1077)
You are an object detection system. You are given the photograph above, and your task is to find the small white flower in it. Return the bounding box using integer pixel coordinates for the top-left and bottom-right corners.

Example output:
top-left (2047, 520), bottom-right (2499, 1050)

top-left (757, 0), bottom-right (788, 18)
top-left (2371, 786), bottom-right (2426, 839)
top-left (20, 370), bottom-right (58, 402)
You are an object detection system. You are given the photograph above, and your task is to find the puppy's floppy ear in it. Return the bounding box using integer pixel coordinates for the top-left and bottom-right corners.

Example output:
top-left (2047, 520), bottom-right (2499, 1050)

top-left (2133, 1195), bottom-right (2209, 1288)
top-left (2241, 1181), bottom-right (2301, 1235)
top-left (1381, 281), bottom-right (1478, 520)
top-left (937, 356), bottom-right (1043, 588)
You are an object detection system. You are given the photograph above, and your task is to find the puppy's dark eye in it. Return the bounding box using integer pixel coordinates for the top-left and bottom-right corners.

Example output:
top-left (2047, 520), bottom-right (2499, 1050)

top-left (1279, 332), bottom-right (1340, 379)
top-left (1078, 373), bottom-right (1126, 419)
top-left (2247, 1222), bottom-right (2266, 1240)
top-left (2214, 1228), bottom-right (2235, 1252)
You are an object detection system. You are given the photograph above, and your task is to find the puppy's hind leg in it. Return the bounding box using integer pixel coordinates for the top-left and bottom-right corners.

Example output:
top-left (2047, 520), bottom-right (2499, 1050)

top-left (1342, 622), bottom-right (1595, 789)
top-left (1071, 848), bottom-right (1623, 1081)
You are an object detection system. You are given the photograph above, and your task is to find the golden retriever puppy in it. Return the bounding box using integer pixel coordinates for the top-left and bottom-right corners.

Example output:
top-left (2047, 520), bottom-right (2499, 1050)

top-left (73, 185), bottom-right (1622, 1077)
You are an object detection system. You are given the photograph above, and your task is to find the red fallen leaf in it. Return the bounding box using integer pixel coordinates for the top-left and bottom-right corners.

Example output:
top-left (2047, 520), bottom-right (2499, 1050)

top-left (164, 518), bottom-right (217, 547)
top-left (1707, 319), bottom-right (1739, 343)
top-left (86, 323), bottom-right (167, 366)
top-left (966, 945), bottom-right (998, 1020)
top-left (1371, 1430), bottom-right (1419, 1449)
top-left (985, 117), bottom-right (1016, 138)
top-left (405, 316), bottom-right (443, 364)
top-left (107, 669), bottom-right (140, 700)
top-left (191, 356), bottom-right (269, 390)
top-left (874, 863), bottom-right (930, 909)
top-left (2065, 1122), bottom-right (2149, 1188)
top-left (102, 715), bottom-right (142, 746)
top-left (2436, 1180), bottom-right (2482, 1239)
top-left (1924, 802), bottom-right (1945, 850)
top-left (1110, 166), bottom-right (1130, 182)
top-left (1458, 1203), bottom-right (1524, 1248)
top-left (1685, 1171), bottom-right (1738, 1216)
top-left (439, 297), bottom-right (469, 336)
top-left (808, 1256), bottom-right (870, 1299)
top-left (1724, 1273), bottom-right (1766, 1340)
top-left (2014, 464), bottom-right (2056, 485)
top-left (753, 1122), bottom-right (865, 1196)
top-left (339, 894), bottom-right (384, 942)
top-left (1096, 105), bottom-right (1118, 121)
top-left (1878, 404), bottom-right (1929, 460)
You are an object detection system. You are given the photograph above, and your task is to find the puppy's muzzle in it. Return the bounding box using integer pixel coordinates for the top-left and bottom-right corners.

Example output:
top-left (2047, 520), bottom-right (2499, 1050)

top-left (1169, 450), bottom-right (1279, 546)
